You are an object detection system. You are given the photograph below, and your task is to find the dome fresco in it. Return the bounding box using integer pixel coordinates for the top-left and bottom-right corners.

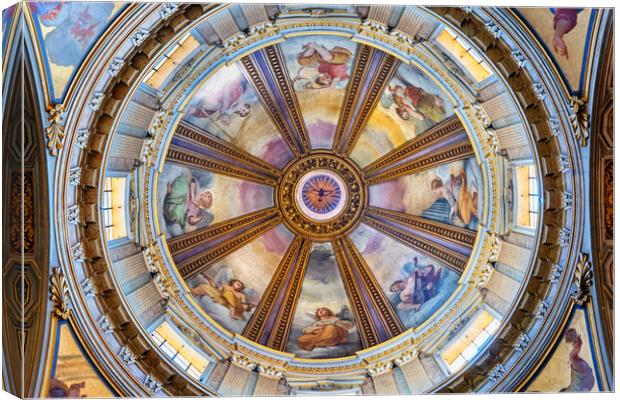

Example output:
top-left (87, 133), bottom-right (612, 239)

top-left (156, 36), bottom-right (485, 359)
top-left (1, 2), bottom-right (613, 397)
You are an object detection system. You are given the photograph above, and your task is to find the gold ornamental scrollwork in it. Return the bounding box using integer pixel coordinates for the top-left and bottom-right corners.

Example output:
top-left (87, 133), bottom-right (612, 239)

top-left (50, 267), bottom-right (70, 320)
top-left (46, 104), bottom-right (65, 156)
top-left (569, 96), bottom-right (590, 147)
top-left (277, 152), bottom-right (366, 240)
top-left (572, 253), bottom-right (593, 306)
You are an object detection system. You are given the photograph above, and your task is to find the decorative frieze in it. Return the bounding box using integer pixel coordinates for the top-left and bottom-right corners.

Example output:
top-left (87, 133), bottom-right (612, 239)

top-left (484, 20), bottom-right (502, 39)
top-left (559, 228), bottom-right (571, 247)
top-left (98, 314), bottom-right (114, 334)
top-left (487, 232), bottom-right (502, 263)
top-left (367, 360), bottom-right (394, 376)
top-left (108, 57), bottom-right (125, 77)
top-left (393, 347), bottom-right (419, 367)
top-left (257, 364), bottom-right (285, 379)
top-left (511, 50), bottom-right (527, 68)
top-left (118, 346), bottom-right (137, 365)
top-left (549, 118), bottom-right (561, 137)
top-left (472, 103), bottom-right (492, 128)
top-left (558, 154), bottom-right (571, 174)
top-left (131, 28), bottom-right (150, 47)
top-left (88, 92), bottom-right (104, 112)
top-left (561, 191), bottom-right (573, 209)
top-left (81, 278), bottom-right (96, 298)
top-left (75, 129), bottom-right (90, 149)
top-left (71, 242), bottom-right (84, 263)
top-left (487, 363), bottom-right (506, 382)
top-left (231, 354), bottom-right (258, 371)
top-left (67, 205), bottom-right (79, 225)
top-left (532, 82), bottom-right (546, 100)
top-left (514, 332), bottom-right (530, 352)
top-left (143, 374), bottom-right (163, 394)
top-left (68, 167), bottom-right (81, 185)
top-left (534, 300), bottom-right (549, 319)
top-left (551, 263), bottom-right (564, 283)
top-left (159, 3), bottom-right (179, 20)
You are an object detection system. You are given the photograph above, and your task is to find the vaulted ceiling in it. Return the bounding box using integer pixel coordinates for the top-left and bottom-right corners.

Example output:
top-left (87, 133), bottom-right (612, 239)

top-left (2, 2), bottom-right (614, 397)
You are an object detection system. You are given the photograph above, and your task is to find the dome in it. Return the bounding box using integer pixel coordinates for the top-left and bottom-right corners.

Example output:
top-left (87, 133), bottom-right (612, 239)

top-left (157, 34), bottom-right (486, 358)
top-left (3, 2), bottom-right (613, 397)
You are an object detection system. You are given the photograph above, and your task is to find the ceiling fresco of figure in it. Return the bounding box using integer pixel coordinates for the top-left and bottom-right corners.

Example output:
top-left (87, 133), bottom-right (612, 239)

top-left (1, 2), bottom-right (614, 398)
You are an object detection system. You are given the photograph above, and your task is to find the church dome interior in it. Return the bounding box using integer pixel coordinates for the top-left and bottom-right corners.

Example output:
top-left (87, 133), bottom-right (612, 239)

top-left (1, 2), bottom-right (614, 397)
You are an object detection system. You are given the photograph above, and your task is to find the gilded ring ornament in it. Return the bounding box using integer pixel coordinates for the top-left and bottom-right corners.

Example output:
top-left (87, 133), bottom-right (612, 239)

top-left (277, 152), bottom-right (366, 240)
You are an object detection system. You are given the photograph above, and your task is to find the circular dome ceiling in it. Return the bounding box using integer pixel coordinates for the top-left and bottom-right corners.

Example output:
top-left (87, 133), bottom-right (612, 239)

top-left (156, 34), bottom-right (484, 358)
top-left (55, 3), bottom-right (587, 396)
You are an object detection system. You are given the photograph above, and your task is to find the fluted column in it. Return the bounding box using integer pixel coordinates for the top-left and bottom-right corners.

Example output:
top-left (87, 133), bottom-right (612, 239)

top-left (418, 355), bottom-right (446, 386)
top-left (218, 355), bottom-right (257, 396)
top-left (484, 269), bottom-right (519, 314)
top-left (495, 123), bottom-right (529, 150)
top-left (253, 365), bottom-right (284, 396)
top-left (113, 253), bottom-right (149, 293)
top-left (367, 362), bottom-right (399, 395)
top-left (481, 93), bottom-right (512, 121)
top-left (205, 361), bottom-right (229, 392)
top-left (396, 7), bottom-right (434, 39)
top-left (125, 281), bottom-right (164, 329)
top-left (497, 241), bottom-right (531, 274)
top-left (367, 5), bottom-right (392, 23)
top-left (394, 348), bottom-right (433, 393)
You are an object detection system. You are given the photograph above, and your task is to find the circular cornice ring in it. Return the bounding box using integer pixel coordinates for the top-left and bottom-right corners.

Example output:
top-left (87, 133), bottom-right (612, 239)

top-left (52, 4), bottom-right (587, 395)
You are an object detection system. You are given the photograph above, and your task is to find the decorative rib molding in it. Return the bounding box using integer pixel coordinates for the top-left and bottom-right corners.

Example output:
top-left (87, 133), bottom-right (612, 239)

top-left (166, 146), bottom-right (278, 186)
top-left (362, 215), bottom-right (468, 273)
top-left (366, 206), bottom-right (477, 248)
top-left (332, 45), bottom-right (400, 155)
top-left (333, 239), bottom-right (382, 348)
top-left (365, 141), bottom-right (474, 185)
top-left (176, 122), bottom-right (280, 177)
top-left (241, 47), bottom-right (311, 155)
top-left (341, 237), bottom-right (405, 337)
top-left (177, 215), bottom-right (281, 279)
top-left (363, 116), bottom-right (464, 176)
top-left (167, 208), bottom-right (278, 256)
top-left (266, 239), bottom-right (312, 350)
top-left (243, 237), bottom-right (306, 343)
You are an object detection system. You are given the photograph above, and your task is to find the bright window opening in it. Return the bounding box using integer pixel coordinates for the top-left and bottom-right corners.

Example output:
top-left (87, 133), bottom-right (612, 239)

top-left (441, 310), bottom-right (501, 373)
top-left (151, 321), bottom-right (209, 381)
top-left (144, 33), bottom-right (199, 87)
top-left (514, 164), bottom-right (539, 229)
top-left (436, 28), bottom-right (494, 83)
top-left (102, 177), bottom-right (128, 241)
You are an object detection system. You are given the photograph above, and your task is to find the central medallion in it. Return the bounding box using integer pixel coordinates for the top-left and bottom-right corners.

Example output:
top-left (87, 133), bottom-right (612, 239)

top-left (277, 151), bottom-right (366, 241)
top-left (297, 171), bottom-right (346, 221)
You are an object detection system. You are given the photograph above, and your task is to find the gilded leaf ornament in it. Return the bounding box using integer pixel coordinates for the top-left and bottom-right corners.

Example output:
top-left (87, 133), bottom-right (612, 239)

top-left (46, 104), bottom-right (65, 156)
top-left (572, 253), bottom-right (593, 305)
top-left (569, 96), bottom-right (590, 146)
top-left (50, 267), bottom-right (70, 319)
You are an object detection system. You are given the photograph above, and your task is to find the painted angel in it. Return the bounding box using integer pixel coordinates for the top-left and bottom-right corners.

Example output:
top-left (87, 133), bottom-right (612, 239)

top-left (190, 268), bottom-right (259, 321)
top-left (297, 306), bottom-right (354, 351)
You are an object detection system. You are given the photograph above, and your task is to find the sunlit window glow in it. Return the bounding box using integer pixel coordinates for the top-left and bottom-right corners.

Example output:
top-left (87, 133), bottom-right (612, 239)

top-left (436, 28), bottom-right (494, 83)
top-left (151, 321), bottom-right (209, 381)
top-left (514, 164), bottom-right (539, 229)
top-left (102, 177), bottom-right (128, 241)
top-left (441, 310), bottom-right (501, 373)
